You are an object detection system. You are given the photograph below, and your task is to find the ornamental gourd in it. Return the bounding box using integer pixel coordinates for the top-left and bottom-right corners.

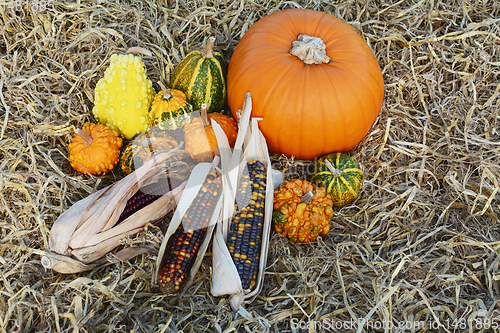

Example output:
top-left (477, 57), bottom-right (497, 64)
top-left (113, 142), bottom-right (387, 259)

top-left (69, 122), bottom-right (123, 176)
top-left (93, 52), bottom-right (155, 140)
top-left (149, 81), bottom-right (193, 131)
top-left (227, 9), bottom-right (384, 160)
top-left (183, 104), bottom-right (237, 162)
top-left (310, 152), bottom-right (363, 207)
top-left (119, 125), bottom-right (180, 176)
top-left (273, 179), bottom-right (333, 243)
top-left (171, 37), bottom-right (227, 113)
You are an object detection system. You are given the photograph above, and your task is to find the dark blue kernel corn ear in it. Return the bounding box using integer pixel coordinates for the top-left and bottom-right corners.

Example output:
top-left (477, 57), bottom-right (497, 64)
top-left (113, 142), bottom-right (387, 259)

top-left (227, 160), bottom-right (267, 290)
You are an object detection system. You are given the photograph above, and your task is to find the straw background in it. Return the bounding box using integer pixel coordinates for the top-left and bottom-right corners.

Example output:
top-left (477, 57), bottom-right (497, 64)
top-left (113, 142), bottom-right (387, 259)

top-left (1, 0), bottom-right (499, 332)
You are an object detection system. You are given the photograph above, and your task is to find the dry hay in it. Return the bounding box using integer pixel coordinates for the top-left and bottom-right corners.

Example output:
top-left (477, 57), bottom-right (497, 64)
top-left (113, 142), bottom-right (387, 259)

top-left (1, 0), bottom-right (500, 332)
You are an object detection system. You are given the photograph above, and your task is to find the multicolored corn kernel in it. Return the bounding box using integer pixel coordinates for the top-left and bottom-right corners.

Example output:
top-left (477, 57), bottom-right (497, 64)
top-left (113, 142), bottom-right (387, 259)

top-left (117, 177), bottom-right (182, 223)
top-left (158, 170), bottom-right (221, 291)
top-left (227, 160), bottom-right (266, 290)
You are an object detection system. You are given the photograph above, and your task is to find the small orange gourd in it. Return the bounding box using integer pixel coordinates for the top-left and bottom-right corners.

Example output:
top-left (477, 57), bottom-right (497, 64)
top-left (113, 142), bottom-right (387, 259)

top-left (183, 104), bottom-right (238, 162)
top-left (68, 122), bottom-right (123, 175)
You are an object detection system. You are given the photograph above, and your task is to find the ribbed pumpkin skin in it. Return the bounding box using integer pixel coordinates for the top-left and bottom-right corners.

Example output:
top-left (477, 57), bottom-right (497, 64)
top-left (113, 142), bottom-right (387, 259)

top-left (227, 9), bottom-right (384, 160)
top-left (310, 153), bottom-right (363, 207)
top-left (149, 89), bottom-right (193, 131)
top-left (171, 51), bottom-right (226, 113)
top-left (119, 127), bottom-right (179, 176)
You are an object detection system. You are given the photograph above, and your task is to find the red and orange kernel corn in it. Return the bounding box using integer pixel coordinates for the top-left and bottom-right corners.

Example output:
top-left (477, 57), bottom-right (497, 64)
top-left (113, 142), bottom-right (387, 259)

top-left (158, 170), bottom-right (222, 291)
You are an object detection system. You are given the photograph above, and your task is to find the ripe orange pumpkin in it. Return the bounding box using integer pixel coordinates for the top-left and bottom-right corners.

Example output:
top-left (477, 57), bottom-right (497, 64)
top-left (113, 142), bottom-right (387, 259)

top-left (227, 9), bottom-right (384, 160)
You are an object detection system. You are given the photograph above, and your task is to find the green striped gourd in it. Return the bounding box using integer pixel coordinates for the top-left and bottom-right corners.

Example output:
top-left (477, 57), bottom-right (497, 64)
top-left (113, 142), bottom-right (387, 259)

top-left (170, 37), bottom-right (226, 113)
top-left (310, 153), bottom-right (363, 207)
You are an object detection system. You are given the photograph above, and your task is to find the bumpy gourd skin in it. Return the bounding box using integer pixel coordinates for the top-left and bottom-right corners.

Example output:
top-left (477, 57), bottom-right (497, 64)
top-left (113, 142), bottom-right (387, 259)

top-left (119, 127), bottom-right (180, 176)
top-left (273, 179), bottom-right (333, 243)
top-left (69, 122), bottom-right (123, 176)
top-left (92, 54), bottom-right (155, 139)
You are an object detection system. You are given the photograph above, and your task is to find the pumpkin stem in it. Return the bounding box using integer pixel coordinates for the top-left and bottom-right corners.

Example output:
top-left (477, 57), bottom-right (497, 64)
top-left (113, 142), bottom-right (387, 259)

top-left (200, 104), bottom-right (210, 127)
top-left (290, 34), bottom-right (332, 65)
top-left (324, 159), bottom-right (342, 178)
top-left (157, 81), bottom-right (172, 99)
top-left (75, 128), bottom-right (93, 146)
top-left (201, 37), bottom-right (216, 58)
top-left (301, 191), bottom-right (313, 204)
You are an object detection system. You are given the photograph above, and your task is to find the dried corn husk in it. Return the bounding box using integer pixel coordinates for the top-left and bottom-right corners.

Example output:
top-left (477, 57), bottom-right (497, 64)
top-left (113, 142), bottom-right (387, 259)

top-left (154, 155), bottom-right (224, 294)
top-left (153, 107), bottom-right (243, 293)
top-left (42, 149), bottom-right (187, 274)
top-left (211, 92), bottom-right (274, 311)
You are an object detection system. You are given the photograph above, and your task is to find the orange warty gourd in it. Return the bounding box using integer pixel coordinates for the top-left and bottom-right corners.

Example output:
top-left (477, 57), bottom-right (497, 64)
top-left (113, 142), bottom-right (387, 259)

top-left (273, 179), bottom-right (334, 243)
top-left (69, 122), bottom-right (123, 176)
top-left (227, 9), bottom-right (384, 160)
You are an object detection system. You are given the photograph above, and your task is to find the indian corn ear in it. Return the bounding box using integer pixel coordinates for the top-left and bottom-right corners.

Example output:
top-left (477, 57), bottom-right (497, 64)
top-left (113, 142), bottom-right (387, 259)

top-left (92, 54), bottom-right (155, 139)
top-left (272, 179), bottom-right (333, 243)
top-left (158, 170), bottom-right (222, 291)
top-left (118, 178), bottom-right (182, 223)
top-left (227, 160), bottom-right (266, 290)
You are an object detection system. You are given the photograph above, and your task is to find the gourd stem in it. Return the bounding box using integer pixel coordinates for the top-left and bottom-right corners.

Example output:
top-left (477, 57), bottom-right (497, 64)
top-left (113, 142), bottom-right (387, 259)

top-left (325, 159), bottom-right (342, 178)
top-left (200, 104), bottom-right (210, 127)
top-left (75, 128), bottom-right (93, 146)
top-left (201, 37), bottom-right (216, 58)
top-left (301, 191), bottom-right (313, 205)
top-left (157, 81), bottom-right (172, 99)
top-left (290, 34), bottom-right (332, 65)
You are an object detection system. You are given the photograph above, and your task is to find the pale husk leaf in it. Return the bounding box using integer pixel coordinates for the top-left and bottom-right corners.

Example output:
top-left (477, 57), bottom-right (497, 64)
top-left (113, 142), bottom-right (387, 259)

top-left (211, 117), bottom-right (244, 296)
top-left (154, 161), bottom-right (224, 291)
top-left (48, 186), bottom-right (108, 255)
top-left (222, 92), bottom-right (253, 241)
top-left (211, 93), bottom-right (253, 297)
top-left (75, 182), bottom-right (184, 251)
top-left (210, 93), bottom-right (274, 310)
top-left (46, 151), bottom-right (184, 272)
top-left (42, 246), bottom-right (155, 274)
top-left (68, 152), bottom-right (175, 249)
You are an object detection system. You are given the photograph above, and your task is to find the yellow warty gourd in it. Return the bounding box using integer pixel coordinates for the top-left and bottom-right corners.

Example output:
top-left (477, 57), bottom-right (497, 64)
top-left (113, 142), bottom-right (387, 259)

top-left (92, 54), bottom-right (155, 140)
